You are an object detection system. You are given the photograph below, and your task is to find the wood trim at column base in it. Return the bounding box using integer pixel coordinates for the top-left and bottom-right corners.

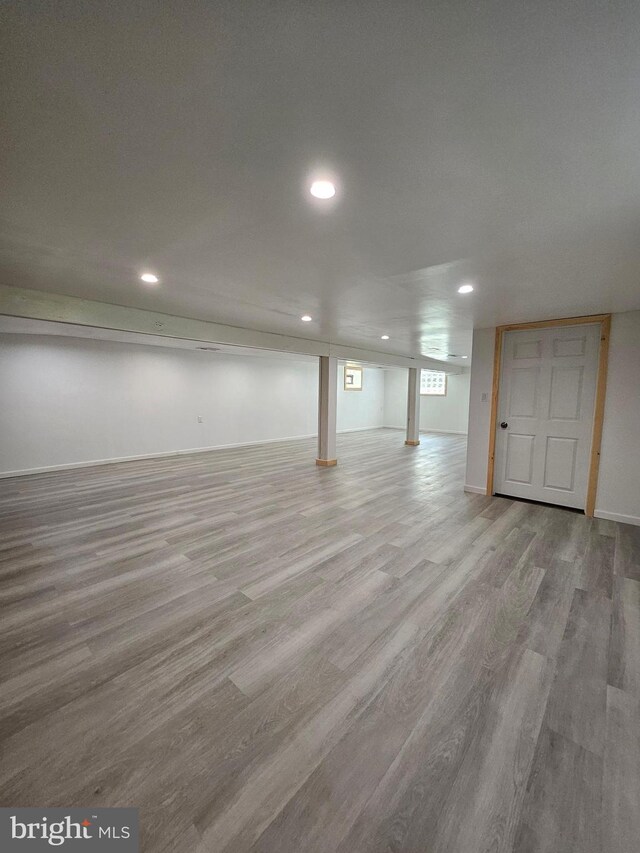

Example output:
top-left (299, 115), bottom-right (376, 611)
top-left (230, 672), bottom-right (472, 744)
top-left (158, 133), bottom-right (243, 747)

top-left (315, 458), bottom-right (338, 467)
top-left (404, 440), bottom-right (420, 446)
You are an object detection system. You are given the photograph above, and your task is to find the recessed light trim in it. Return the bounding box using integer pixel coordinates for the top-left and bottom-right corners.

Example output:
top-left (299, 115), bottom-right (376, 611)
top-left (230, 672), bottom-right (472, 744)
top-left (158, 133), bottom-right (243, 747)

top-left (457, 283), bottom-right (474, 294)
top-left (310, 180), bottom-right (336, 199)
top-left (140, 272), bottom-right (159, 284)
top-left (381, 334), bottom-right (390, 340)
top-left (301, 315), bottom-right (313, 322)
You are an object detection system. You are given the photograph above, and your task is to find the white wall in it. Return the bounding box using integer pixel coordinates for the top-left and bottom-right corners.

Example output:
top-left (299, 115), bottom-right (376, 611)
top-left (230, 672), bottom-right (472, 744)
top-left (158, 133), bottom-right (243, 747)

top-left (337, 365), bottom-right (385, 432)
top-left (0, 336), bottom-right (317, 475)
top-left (464, 328), bottom-right (496, 493)
top-left (464, 312), bottom-right (640, 525)
top-left (595, 311), bottom-right (640, 525)
top-left (383, 368), bottom-right (470, 434)
top-left (382, 369), bottom-right (406, 429)
top-left (0, 336), bottom-right (384, 476)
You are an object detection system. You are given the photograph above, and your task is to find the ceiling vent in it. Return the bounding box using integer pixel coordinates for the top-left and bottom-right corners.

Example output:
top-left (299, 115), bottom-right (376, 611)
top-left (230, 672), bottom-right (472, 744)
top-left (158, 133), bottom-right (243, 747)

top-left (196, 346), bottom-right (220, 352)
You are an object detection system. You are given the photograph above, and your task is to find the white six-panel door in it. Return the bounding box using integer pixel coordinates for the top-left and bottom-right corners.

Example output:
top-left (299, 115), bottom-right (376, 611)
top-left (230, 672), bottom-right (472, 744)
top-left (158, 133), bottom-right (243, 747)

top-left (493, 323), bottom-right (600, 509)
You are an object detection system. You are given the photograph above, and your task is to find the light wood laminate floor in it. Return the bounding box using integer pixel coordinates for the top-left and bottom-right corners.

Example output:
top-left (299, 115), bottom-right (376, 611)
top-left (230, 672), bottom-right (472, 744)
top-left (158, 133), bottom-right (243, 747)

top-left (1, 429), bottom-right (639, 852)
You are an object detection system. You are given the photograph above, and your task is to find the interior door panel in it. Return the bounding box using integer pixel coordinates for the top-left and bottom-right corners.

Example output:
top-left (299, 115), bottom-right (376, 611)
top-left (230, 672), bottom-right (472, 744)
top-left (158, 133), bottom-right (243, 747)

top-left (494, 324), bottom-right (600, 509)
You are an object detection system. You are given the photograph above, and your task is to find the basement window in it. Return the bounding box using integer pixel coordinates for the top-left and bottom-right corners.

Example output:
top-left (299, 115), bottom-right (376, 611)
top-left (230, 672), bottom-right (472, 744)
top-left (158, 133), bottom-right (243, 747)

top-left (420, 369), bottom-right (447, 396)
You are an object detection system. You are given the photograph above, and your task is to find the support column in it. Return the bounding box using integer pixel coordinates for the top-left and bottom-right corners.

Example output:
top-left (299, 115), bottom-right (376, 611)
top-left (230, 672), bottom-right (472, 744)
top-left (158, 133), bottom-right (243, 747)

top-left (405, 367), bottom-right (421, 446)
top-left (316, 356), bottom-right (338, 466)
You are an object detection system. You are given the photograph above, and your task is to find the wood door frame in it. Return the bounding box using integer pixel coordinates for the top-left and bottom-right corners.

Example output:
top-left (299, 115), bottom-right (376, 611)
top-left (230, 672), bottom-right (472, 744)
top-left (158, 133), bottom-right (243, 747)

top-left (486, 313), bottom-right (611, 516)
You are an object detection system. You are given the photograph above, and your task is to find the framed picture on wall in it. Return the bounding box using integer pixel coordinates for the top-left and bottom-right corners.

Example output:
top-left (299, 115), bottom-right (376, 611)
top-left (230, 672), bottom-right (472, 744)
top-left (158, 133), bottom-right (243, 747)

top-left (344, 364), bottom-right (363, 391)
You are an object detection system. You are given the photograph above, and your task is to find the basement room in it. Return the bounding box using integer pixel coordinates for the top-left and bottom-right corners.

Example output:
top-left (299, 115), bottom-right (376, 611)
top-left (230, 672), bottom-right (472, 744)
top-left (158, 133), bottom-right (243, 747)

top-left (1, 2), bottom-right (639, 852)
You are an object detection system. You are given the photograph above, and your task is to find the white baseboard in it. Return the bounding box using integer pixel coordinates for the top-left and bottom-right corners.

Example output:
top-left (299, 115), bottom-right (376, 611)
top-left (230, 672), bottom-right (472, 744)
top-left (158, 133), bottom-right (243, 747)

top-left (464, 484), bottom-right (488, 495)
top-left (0, 425), bottom-right (387, 479)
top-left (423, 429), bottom-right (468, 436)
top-left (594, 509), bottom-right (640, 527)
top-left (383, 425), bottom-right (468, 436)
top-left (336, 425), bottom-right (385, 434)
top-left (0, 436), bottom-right (316, 478)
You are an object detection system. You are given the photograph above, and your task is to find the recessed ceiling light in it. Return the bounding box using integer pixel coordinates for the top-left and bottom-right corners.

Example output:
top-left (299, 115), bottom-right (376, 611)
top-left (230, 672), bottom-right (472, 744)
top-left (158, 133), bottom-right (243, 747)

top-left (457, 283), bottom-right (474, 294)
top-left (140, 272), bottom-right (159, 284)
top-left (461, 355), bottom-right (469, 358)
top-left (381, 334), bottom-right (390, 340)
top-left (310, 180), bottom-right (336, 199)
top-left (301, 315), bottom-right (313, 322)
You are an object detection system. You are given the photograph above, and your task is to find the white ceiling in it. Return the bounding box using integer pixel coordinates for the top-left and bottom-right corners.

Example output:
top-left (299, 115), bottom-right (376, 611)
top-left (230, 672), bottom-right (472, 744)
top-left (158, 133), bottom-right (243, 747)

top-left (2, 1), bottom-right (640, 364)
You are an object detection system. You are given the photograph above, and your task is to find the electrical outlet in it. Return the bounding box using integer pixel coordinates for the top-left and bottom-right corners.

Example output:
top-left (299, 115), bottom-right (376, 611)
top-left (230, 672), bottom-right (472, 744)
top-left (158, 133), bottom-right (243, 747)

top-left (197, 415), bottom-right (203, 423)
top-left (481, 392), bottom-right (489, 403)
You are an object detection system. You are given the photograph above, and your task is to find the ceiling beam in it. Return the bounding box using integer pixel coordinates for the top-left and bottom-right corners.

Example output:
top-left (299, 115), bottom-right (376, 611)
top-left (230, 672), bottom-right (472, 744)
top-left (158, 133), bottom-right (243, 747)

top-left (0, 285), bottom-right (462, 373)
